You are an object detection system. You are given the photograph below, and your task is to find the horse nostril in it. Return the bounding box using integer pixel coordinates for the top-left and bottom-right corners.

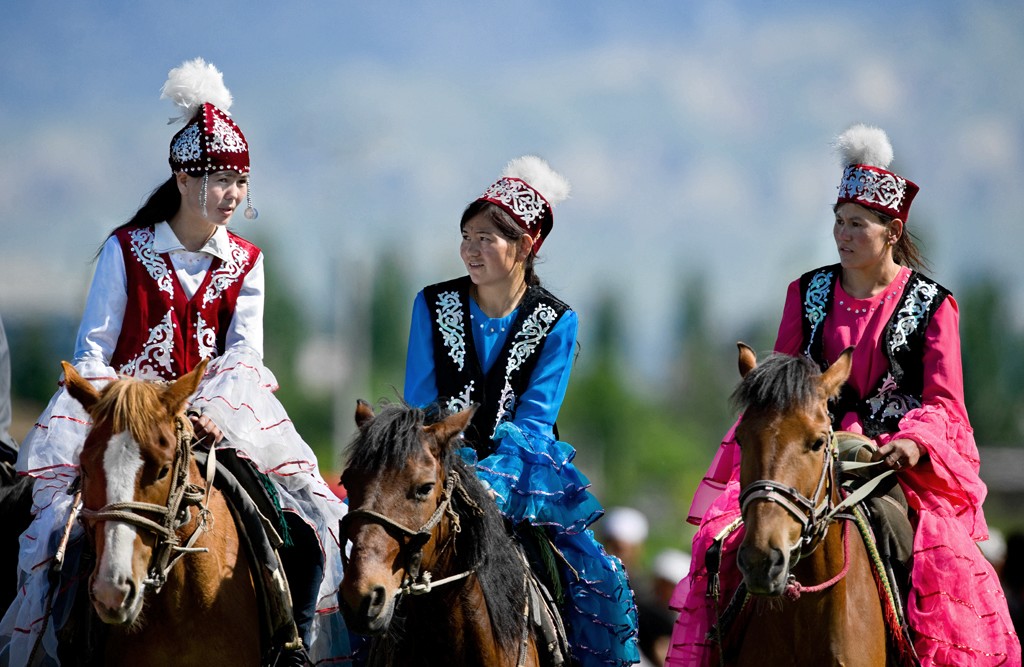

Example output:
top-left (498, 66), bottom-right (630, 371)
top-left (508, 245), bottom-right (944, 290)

top-left (368, 585), bottom-right (387, 613)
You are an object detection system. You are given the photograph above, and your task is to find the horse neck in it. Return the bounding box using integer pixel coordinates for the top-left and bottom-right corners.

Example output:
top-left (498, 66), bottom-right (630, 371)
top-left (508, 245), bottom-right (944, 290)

top-left (160, 463), bottom-right (245, 610)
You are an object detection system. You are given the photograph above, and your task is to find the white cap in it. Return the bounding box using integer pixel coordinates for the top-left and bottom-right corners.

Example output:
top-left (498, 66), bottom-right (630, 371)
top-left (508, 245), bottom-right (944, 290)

top-left (602, 506), bottom-right (649, 545)
top-left (652, 548), bottom-right (692, 583)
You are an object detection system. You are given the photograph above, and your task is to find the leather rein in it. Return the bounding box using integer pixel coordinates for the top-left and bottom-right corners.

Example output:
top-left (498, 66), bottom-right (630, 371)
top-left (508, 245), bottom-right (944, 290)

top-left (341, 470), bottom-right (479, 597)
top-left (78, 416), bottom-right (216, 592)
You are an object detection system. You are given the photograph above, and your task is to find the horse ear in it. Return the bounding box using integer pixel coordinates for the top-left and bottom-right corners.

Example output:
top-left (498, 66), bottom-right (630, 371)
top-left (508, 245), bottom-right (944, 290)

top-left (737, 342), bottom-right (757, 378)
top-left (355, 400), bottom-right (375, 428)
top-left (820, 347), bottom-right (854, 398)
top-left (163, 358), bottom-right (209, 415)
top-left (425, 405), bottom-right (477, 449)
top-left (61, 361), bottom-right (100, 414)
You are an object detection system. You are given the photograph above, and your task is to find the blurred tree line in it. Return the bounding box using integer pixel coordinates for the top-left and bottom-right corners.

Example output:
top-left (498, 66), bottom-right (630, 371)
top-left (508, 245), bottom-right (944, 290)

top-left (6, 244), bottom-right (1024, 557)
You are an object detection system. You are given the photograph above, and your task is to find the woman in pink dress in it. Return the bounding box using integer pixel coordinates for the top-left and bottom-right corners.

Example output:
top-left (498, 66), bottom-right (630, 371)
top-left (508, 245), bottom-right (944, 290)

top-left (667, 124), bottom-right (1020, 666)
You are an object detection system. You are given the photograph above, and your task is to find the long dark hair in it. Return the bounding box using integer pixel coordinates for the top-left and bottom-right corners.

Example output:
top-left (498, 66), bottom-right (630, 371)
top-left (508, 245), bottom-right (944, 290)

top-left (104, 175), bottom-right (181, 239)
top-left (460, 200), bottom-right (541, 287)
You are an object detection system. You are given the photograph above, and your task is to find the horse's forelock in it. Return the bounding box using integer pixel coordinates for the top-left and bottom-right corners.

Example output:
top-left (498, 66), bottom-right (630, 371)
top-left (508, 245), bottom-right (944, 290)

top-left (93, 379), bottom-right (170, 444)
top-left (732, 353), bottom-right (821, 414)
top-left (346, 403), bottom-right (431, 472)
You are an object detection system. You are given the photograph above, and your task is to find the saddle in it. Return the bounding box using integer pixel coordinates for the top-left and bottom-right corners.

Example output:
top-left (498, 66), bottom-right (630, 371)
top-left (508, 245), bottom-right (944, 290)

top-left (835, 431), bottom-right (917, 663)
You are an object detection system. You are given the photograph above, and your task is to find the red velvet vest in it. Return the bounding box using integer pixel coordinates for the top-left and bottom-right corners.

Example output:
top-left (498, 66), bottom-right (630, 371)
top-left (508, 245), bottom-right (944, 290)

top-left (109, 226), bottom-right (260, 380)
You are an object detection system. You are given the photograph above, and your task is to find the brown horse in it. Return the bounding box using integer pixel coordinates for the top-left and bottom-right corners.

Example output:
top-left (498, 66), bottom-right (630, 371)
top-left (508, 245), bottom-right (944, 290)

top-left (723, 343), bottom-right (898, 666)
top-left (338, 401), bottom-right (551, 667)
top-left (63, 360), bottom-right (261, 666)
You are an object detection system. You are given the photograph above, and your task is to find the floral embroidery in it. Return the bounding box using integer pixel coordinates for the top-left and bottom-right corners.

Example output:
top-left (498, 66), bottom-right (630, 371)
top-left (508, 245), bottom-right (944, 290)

top-left (202, 238), bottom-right (250, 307)
top-left (838, 166), bottom-right (908, 213)
top-left (480, 177), bottom-right (548, 231)
top-left (492, 379), bottom-right (517, 437)
top-left (890, 281), bottom-right (940, 351)
top-left (507, 304), bottom-right (558, 375)
top-left (129, 228), bottom-right (174, 297)
top-left (446, 381), bottom-right (475, 414)
top-left (209, 115), bottom-right (247, 154)
top-left (196, 314), bottom-right (217, 361)
top-left (802, 269), bottom-right (832, 357)
top-left (435, 290), bottom-right (466, 371)
top-left (170, 123), bottom-right (203, 164)
top-left (118, 309), bottom-right (176, 380)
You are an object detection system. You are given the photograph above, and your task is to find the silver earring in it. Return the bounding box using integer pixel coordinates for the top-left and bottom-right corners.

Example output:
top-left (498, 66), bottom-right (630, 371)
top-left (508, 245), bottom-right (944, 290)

top-left (200, 173), bottom-right (209, 217)
top-left (244, 181), bottom-right (258, 220)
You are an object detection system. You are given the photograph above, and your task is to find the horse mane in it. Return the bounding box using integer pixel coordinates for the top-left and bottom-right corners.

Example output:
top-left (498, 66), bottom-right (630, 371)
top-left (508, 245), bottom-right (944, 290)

top-left (91, 378), bottom-right (171, 442)
top-left (344, 403), bottom-right (527, 652)
top-left (731, 353), bottom-right (822, 413)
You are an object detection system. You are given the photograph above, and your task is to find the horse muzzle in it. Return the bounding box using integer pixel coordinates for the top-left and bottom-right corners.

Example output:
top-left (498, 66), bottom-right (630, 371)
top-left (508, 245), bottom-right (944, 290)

top-left (339, 582), bottom-right (396, 635)
top-left (90, 571), bottom-right (145, 625)
top-left (737, 542), bottom-right (791, 596)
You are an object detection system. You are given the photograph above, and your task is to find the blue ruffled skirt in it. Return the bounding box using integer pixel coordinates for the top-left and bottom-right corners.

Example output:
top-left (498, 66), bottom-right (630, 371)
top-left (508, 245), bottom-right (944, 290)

top-left (474, 423), bottom-right (640, 666)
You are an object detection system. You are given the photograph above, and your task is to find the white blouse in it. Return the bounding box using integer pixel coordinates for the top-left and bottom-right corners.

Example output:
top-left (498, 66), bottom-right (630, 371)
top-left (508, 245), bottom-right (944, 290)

top-left (74, 221), bottom-right (265, 366)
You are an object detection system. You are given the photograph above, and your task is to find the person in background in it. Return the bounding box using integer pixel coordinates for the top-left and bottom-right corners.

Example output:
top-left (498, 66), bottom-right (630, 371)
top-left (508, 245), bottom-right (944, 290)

top-left (0, 314), bottom-right (16, 462)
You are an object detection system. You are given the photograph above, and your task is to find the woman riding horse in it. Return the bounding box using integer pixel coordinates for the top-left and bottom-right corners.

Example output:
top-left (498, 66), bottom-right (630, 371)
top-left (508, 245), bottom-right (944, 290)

top-left (403, 156), bottom-right (640, 665)
top-left (667, 124), bottom-right (1020, 666)
top-left (0, 59), bottom-right (350, 665)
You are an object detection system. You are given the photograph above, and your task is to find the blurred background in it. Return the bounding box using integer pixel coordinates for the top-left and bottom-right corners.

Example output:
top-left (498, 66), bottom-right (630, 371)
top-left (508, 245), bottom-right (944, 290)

top-left (3, 1), bottom-right (1024, 609)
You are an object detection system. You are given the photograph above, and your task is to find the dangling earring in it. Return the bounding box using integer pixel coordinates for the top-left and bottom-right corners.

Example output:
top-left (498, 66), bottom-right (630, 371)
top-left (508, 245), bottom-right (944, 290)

top-left (244, 180), bottom-right (258, 220)
top-left (200, 173), bottom-right (209, 218)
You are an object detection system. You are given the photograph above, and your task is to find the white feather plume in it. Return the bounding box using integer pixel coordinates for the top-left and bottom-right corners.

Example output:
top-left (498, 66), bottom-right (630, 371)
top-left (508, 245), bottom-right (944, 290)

top-left (834, 123), bottom-right (894, 169)
top-left (502, 156), bottom-right (571, 206)
top-left (160, 58), bottom-right (233, 125)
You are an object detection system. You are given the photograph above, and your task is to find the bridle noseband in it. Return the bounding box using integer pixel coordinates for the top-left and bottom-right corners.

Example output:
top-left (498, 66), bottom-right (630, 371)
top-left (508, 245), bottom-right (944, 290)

top-left (78, 416), bottom-right (215, 592)
top-left (341, 470), bottom-right (478, 597)
top-left (738, 430), bottom-right (840, 560)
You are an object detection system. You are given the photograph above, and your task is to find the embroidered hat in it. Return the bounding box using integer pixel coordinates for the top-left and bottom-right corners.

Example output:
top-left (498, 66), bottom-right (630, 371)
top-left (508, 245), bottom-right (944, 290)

top-left (476, 155), bottom-right (570, 253)
top-left (834, 124), bottom-right (918, 222)
top-left (161, 58), bottom-right (250, 176)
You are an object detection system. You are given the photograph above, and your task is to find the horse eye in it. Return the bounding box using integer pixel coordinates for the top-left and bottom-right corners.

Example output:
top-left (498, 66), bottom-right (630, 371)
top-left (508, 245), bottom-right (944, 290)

top-left (157, 464), bottom-right (171, 480)
top-left (811, 436), bottom-right (827, 452)
top-left (414, 483), bottom-right (435, 500)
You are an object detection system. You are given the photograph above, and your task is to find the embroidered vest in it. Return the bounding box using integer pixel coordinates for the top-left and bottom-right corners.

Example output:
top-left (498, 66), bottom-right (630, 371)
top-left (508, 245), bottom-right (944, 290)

top-left (423, 276), bottom-right (570, 456)
top-left (799, 264), bottom-right (950, 437)
top-left (110, 226), bottom-right (260, 380)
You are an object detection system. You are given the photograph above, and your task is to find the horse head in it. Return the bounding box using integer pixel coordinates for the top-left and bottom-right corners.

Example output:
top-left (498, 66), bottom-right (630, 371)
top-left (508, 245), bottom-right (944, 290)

top-left (63, 359), bottom-right (208, 626)
top-left (733, 343), bottom-right (852, 596)
top-left (338, 401), bottom-right (475, 635)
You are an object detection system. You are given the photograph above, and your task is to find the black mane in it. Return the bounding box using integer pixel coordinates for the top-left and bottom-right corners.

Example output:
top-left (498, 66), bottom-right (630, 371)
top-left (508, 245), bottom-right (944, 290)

top-left (344, 403), bottom-right (527, 652)
top-left (732, 353), bottom-right (822, 413)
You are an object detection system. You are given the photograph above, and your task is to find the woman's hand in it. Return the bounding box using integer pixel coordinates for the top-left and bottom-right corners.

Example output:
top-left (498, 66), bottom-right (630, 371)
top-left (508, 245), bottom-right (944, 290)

top-left (874, 437), bottom-right (922, 471)
top-left (189, 411), bottom-right (224, 445)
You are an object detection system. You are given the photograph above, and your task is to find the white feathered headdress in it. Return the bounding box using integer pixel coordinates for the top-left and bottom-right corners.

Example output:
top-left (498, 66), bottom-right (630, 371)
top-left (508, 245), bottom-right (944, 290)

top-left (833, 123), bottom-right (918, 221)
top-left (160, 57), bottom-right (233, 125)
top-left (478, 155), bottom-right (570, 253)
top-left (834, 123), bottom-right (893, 169)
top-left (501, 155), bottom-right (571, 208)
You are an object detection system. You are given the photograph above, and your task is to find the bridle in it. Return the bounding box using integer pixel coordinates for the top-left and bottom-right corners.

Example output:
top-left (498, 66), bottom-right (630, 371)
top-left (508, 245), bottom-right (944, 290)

top-left (78, 416), bottom-right (215, 592)
top-left (738, 430), bottom-right (841, 561)
top-left (341, 469), bottom-right (479, 597)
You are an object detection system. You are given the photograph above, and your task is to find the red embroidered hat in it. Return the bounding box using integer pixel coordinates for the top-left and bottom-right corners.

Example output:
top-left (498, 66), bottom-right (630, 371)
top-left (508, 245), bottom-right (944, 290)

top-left (161, 58), bottom-right (250, 175)
top-left (834, 124), bottom-right (918, 222)
top-left (477, 156), bottom-right (571, 253)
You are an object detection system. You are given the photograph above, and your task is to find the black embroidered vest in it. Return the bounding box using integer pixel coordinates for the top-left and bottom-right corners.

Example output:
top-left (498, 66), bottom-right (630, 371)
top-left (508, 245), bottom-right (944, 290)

top-left (423, 276), bottom-right (570, 456)
top-left (798, 264), bottom-right (950, 437)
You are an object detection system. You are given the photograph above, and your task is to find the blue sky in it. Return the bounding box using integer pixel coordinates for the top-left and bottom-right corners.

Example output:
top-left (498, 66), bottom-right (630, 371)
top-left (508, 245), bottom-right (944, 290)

top-left (2, 1), bottom-right (1022, 380)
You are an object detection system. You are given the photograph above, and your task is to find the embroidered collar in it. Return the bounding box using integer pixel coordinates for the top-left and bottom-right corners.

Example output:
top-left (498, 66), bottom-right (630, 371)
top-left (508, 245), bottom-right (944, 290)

top-left (153, 222), bottom-right (233, 262)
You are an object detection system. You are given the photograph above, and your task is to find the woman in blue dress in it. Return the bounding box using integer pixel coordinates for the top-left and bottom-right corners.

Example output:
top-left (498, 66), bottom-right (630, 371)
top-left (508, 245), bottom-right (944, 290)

top-left (404, 156), bottom-right (640, 666)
